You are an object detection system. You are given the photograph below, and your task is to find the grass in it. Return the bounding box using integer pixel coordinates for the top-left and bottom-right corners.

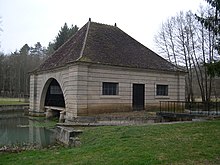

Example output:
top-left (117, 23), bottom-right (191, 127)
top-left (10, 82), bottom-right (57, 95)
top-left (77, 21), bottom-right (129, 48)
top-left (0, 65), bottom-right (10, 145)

top-left (0, 120), bottom-right (220, 164)
top-left (0, 98), bottom-right (27, 105)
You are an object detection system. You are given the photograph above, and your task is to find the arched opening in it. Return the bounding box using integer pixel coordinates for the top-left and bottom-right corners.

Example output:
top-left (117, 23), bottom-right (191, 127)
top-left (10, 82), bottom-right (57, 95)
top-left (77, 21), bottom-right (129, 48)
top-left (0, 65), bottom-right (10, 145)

top-left (45, 79), bottom-right (65, 108)
top-left (40, 78), bottom-right (65, 121)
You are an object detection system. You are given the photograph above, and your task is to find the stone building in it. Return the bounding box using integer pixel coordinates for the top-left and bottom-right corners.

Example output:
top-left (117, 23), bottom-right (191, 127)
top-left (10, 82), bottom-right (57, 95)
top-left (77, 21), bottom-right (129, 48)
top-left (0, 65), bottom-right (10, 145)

top-left (29, 20), bottom-right (186, 121)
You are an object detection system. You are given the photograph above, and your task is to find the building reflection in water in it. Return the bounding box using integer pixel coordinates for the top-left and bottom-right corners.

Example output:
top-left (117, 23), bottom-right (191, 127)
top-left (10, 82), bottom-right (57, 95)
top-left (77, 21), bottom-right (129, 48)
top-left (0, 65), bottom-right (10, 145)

top-left (0, 111), bottom-right (56, 147)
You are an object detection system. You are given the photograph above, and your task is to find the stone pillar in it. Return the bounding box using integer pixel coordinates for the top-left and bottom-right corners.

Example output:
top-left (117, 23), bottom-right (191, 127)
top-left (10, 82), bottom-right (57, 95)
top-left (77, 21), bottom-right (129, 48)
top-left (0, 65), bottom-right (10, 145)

top-left (59, 111), bottom-right (65, 123)
top-left (45, 108), bottom-right (53, 118)
top-left (29, 75), bottom-right (36, 112)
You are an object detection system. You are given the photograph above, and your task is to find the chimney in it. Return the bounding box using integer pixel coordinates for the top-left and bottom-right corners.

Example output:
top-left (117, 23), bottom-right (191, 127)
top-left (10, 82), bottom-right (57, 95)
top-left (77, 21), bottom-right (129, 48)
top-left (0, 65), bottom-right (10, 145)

top-left (114, 23), bottom-right (117, 27)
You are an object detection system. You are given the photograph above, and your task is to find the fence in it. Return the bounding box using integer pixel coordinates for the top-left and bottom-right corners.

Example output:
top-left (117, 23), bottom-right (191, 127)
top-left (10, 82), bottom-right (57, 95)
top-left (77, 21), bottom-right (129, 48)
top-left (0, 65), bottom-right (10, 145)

top-left (160, 101), bottom-right (220, 115)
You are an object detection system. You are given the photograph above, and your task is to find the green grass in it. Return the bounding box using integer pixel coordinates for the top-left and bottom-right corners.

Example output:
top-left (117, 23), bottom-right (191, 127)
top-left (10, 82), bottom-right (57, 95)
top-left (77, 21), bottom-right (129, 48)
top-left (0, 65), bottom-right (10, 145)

top-left (1, 120), bottom-right (220, 164)
top-left (0, 98), bottom-right (27, 105)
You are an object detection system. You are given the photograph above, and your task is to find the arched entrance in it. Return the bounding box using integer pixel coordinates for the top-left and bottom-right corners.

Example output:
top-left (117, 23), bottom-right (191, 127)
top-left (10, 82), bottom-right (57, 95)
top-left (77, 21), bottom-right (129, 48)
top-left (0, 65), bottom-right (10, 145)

top-left (40, 78), bottom-right (66, 121)
top-left (44, 79), bottom-right (65, 108)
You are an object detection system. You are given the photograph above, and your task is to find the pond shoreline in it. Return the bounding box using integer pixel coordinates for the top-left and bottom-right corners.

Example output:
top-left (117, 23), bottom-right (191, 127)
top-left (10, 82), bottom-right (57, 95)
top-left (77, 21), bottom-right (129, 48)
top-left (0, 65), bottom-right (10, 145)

top-left (0, 142), bottom-right (60, 153)
top-left (0, 109), bottom-right (57, 149)
top-left (0, 104), bottom-right (29, 112)
top-left (0, 144), bottom-right (43, 153)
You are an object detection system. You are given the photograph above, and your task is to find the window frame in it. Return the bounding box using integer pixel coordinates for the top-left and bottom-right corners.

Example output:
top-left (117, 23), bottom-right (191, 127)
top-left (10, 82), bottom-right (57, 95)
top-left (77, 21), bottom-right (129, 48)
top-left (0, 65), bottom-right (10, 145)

top-left (102, 82), bottom-right (119, 96)
top-left (156, 84), bottom-right (168, 96)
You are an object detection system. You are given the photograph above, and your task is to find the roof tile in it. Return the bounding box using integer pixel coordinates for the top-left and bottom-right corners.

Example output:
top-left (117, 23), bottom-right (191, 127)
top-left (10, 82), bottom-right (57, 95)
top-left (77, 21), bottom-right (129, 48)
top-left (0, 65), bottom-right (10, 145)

top-left (36, 21), bottom-right (180, 72)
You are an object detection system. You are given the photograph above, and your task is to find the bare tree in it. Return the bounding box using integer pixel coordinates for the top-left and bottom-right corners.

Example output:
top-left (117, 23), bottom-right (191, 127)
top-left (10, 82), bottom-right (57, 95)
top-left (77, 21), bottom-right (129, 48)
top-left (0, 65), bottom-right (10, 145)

top-left (0, 43), bottom-right (46, 98)
top-left (154, 8), bottom-right (218, 102)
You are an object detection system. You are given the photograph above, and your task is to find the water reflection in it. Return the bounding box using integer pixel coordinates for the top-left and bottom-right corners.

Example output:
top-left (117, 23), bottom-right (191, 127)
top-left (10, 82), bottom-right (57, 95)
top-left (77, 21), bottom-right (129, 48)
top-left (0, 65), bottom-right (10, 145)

top-left (0, 111), bottom-right (56, 147)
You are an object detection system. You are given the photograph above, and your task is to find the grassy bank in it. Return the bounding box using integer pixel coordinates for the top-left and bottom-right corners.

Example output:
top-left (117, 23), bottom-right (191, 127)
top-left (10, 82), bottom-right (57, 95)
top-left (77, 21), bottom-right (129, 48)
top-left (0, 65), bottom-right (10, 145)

top-left (0, 98), bottom-right (27, 105)
top-left (1, 120), bottom-right (220, 164)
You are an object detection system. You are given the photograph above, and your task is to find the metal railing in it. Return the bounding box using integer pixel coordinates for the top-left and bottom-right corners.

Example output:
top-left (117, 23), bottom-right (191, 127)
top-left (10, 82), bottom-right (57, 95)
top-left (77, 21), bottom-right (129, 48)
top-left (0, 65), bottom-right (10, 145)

top-left (160, 101), bottom-right (220, 115)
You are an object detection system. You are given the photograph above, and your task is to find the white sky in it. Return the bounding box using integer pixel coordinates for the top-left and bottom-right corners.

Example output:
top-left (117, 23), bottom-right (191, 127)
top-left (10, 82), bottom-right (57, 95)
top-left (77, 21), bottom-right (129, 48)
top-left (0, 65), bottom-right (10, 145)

top-left (0, 0), bottom-right (206, 54)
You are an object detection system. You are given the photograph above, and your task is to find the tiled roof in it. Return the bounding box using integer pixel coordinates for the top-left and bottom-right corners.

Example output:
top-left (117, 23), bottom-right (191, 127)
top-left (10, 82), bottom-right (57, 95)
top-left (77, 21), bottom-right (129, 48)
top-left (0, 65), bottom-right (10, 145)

top-left (36, 20), bottom-right (181, 72)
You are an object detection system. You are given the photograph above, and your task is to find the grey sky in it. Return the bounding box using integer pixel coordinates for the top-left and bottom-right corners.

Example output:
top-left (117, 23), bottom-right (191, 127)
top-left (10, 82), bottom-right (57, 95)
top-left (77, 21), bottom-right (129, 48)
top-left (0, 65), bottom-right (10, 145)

top-left (0, 0), bottom-right (205, 53)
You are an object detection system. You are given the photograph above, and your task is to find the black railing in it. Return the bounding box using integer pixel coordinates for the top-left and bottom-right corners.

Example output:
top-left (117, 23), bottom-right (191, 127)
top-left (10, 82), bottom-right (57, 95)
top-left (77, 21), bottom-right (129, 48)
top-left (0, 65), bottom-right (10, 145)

top-left (160, 101), bottom-right (220, 115)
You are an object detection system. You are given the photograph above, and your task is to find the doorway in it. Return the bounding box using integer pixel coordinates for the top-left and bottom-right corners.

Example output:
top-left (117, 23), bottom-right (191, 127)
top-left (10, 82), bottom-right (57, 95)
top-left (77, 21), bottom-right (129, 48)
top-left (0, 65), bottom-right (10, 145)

top-left (132, 84), bottom-right (145, 111)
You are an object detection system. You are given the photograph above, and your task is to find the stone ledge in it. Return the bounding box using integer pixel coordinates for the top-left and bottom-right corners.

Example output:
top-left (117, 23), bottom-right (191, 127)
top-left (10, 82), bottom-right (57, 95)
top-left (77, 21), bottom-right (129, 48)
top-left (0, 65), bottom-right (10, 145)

top-left (56, 126), bottom-right (83, 147)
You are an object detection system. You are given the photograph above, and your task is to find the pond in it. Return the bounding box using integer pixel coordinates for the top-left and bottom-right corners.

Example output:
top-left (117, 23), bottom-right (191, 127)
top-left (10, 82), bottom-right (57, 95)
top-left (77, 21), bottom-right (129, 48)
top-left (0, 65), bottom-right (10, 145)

top-left (0, 110), bottom-right (56, 147)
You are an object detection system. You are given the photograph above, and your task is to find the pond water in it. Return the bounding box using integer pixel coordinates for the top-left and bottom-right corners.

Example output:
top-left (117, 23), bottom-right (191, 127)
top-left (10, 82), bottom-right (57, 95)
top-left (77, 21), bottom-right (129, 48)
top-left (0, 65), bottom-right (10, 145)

top-left (0, 111), bottom-right (56, 147)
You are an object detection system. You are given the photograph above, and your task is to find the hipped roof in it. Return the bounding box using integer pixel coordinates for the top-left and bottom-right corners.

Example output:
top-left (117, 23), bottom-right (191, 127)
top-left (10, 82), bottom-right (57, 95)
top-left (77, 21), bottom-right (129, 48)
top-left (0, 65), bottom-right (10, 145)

top-left (36, 20), bottom-right (181, 72)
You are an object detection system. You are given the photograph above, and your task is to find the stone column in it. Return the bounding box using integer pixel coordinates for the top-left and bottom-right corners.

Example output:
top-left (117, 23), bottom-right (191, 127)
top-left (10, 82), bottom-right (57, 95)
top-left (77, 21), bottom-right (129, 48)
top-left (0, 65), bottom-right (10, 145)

top-left (45, 108), bottom-right (53, 118)
top-left (59, 111), bottom-right (65, 123)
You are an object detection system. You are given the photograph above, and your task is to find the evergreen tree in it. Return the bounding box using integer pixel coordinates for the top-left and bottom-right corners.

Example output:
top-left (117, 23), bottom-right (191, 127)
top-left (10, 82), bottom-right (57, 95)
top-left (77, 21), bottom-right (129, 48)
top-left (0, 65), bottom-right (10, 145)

top-left (30, 42), bottom-right (47, 59)
top-left (69, 25), bottom-right (78, 37)
top-left (53, 23), bottom-right (79, 51)
top-left (47, 42), bottom-right (55, 56)
top-left (19, 44), bottom-right (30, 95)
top-left (54, 23), bottom-right (69, 50)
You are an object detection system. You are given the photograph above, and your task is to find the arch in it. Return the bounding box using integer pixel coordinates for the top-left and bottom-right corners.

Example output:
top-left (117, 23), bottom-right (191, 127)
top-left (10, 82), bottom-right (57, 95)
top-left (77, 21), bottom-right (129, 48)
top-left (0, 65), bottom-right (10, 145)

top-left (39, 78), bottom-right (66, 112)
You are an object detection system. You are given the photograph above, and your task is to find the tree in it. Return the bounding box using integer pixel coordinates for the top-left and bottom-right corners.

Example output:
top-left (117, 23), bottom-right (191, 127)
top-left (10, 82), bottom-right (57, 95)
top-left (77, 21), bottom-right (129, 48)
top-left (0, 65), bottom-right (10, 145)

top-left (155, 9), bottom-right (218, 102)
top-left (206, 61), bottom-right (220, 76)
top-left (0, 53), bottom-right (4, 93)
top-left (30, 42), bottom-right (47, 68)
top-left (19, 44), bottom-right (30, 96)
top-left (53, 23), bottom-right (79, 51)
top-left (47, 42), bottom-right (55, 56)
top-left (0, 21), bottom-right (79, 98)
top-left (196, 0), bottom-right (220, 76)
top-left (0, 42), bottom-right (45, 98)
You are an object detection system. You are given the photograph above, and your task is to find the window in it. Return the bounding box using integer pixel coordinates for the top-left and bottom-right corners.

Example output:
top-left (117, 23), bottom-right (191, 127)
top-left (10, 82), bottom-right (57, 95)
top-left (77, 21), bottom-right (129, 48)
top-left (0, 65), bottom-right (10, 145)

top-left (102, 82), bottom-right (119, 95)
top-left (156, 85), bottom-right (168, 96)
top-left (50, 86), bottom-right (63, 95)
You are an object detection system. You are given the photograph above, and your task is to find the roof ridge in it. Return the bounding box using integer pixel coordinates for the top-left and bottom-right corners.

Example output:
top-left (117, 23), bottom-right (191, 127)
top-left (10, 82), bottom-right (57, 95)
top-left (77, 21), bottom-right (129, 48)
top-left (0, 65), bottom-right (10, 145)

top-left (76, 20), bottom-right (91, 61)
top-left (90, 21), bottom-right (118, 28)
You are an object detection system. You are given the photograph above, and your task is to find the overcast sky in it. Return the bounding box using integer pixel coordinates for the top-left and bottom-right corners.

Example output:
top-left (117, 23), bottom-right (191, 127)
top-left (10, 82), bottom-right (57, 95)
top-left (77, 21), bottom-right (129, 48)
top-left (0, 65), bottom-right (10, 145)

top-left (0, 0), bottom-right (206, 54)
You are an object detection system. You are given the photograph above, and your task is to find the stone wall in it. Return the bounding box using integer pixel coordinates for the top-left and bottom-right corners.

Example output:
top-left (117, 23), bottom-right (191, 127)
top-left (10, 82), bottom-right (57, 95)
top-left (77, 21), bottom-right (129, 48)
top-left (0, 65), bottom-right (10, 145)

top-left (29, 65), bottom-right (80, 119)
top-left (76, 63), bottom-right (185, 115)
top-left (30, 62), bottom-right (185, 120)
